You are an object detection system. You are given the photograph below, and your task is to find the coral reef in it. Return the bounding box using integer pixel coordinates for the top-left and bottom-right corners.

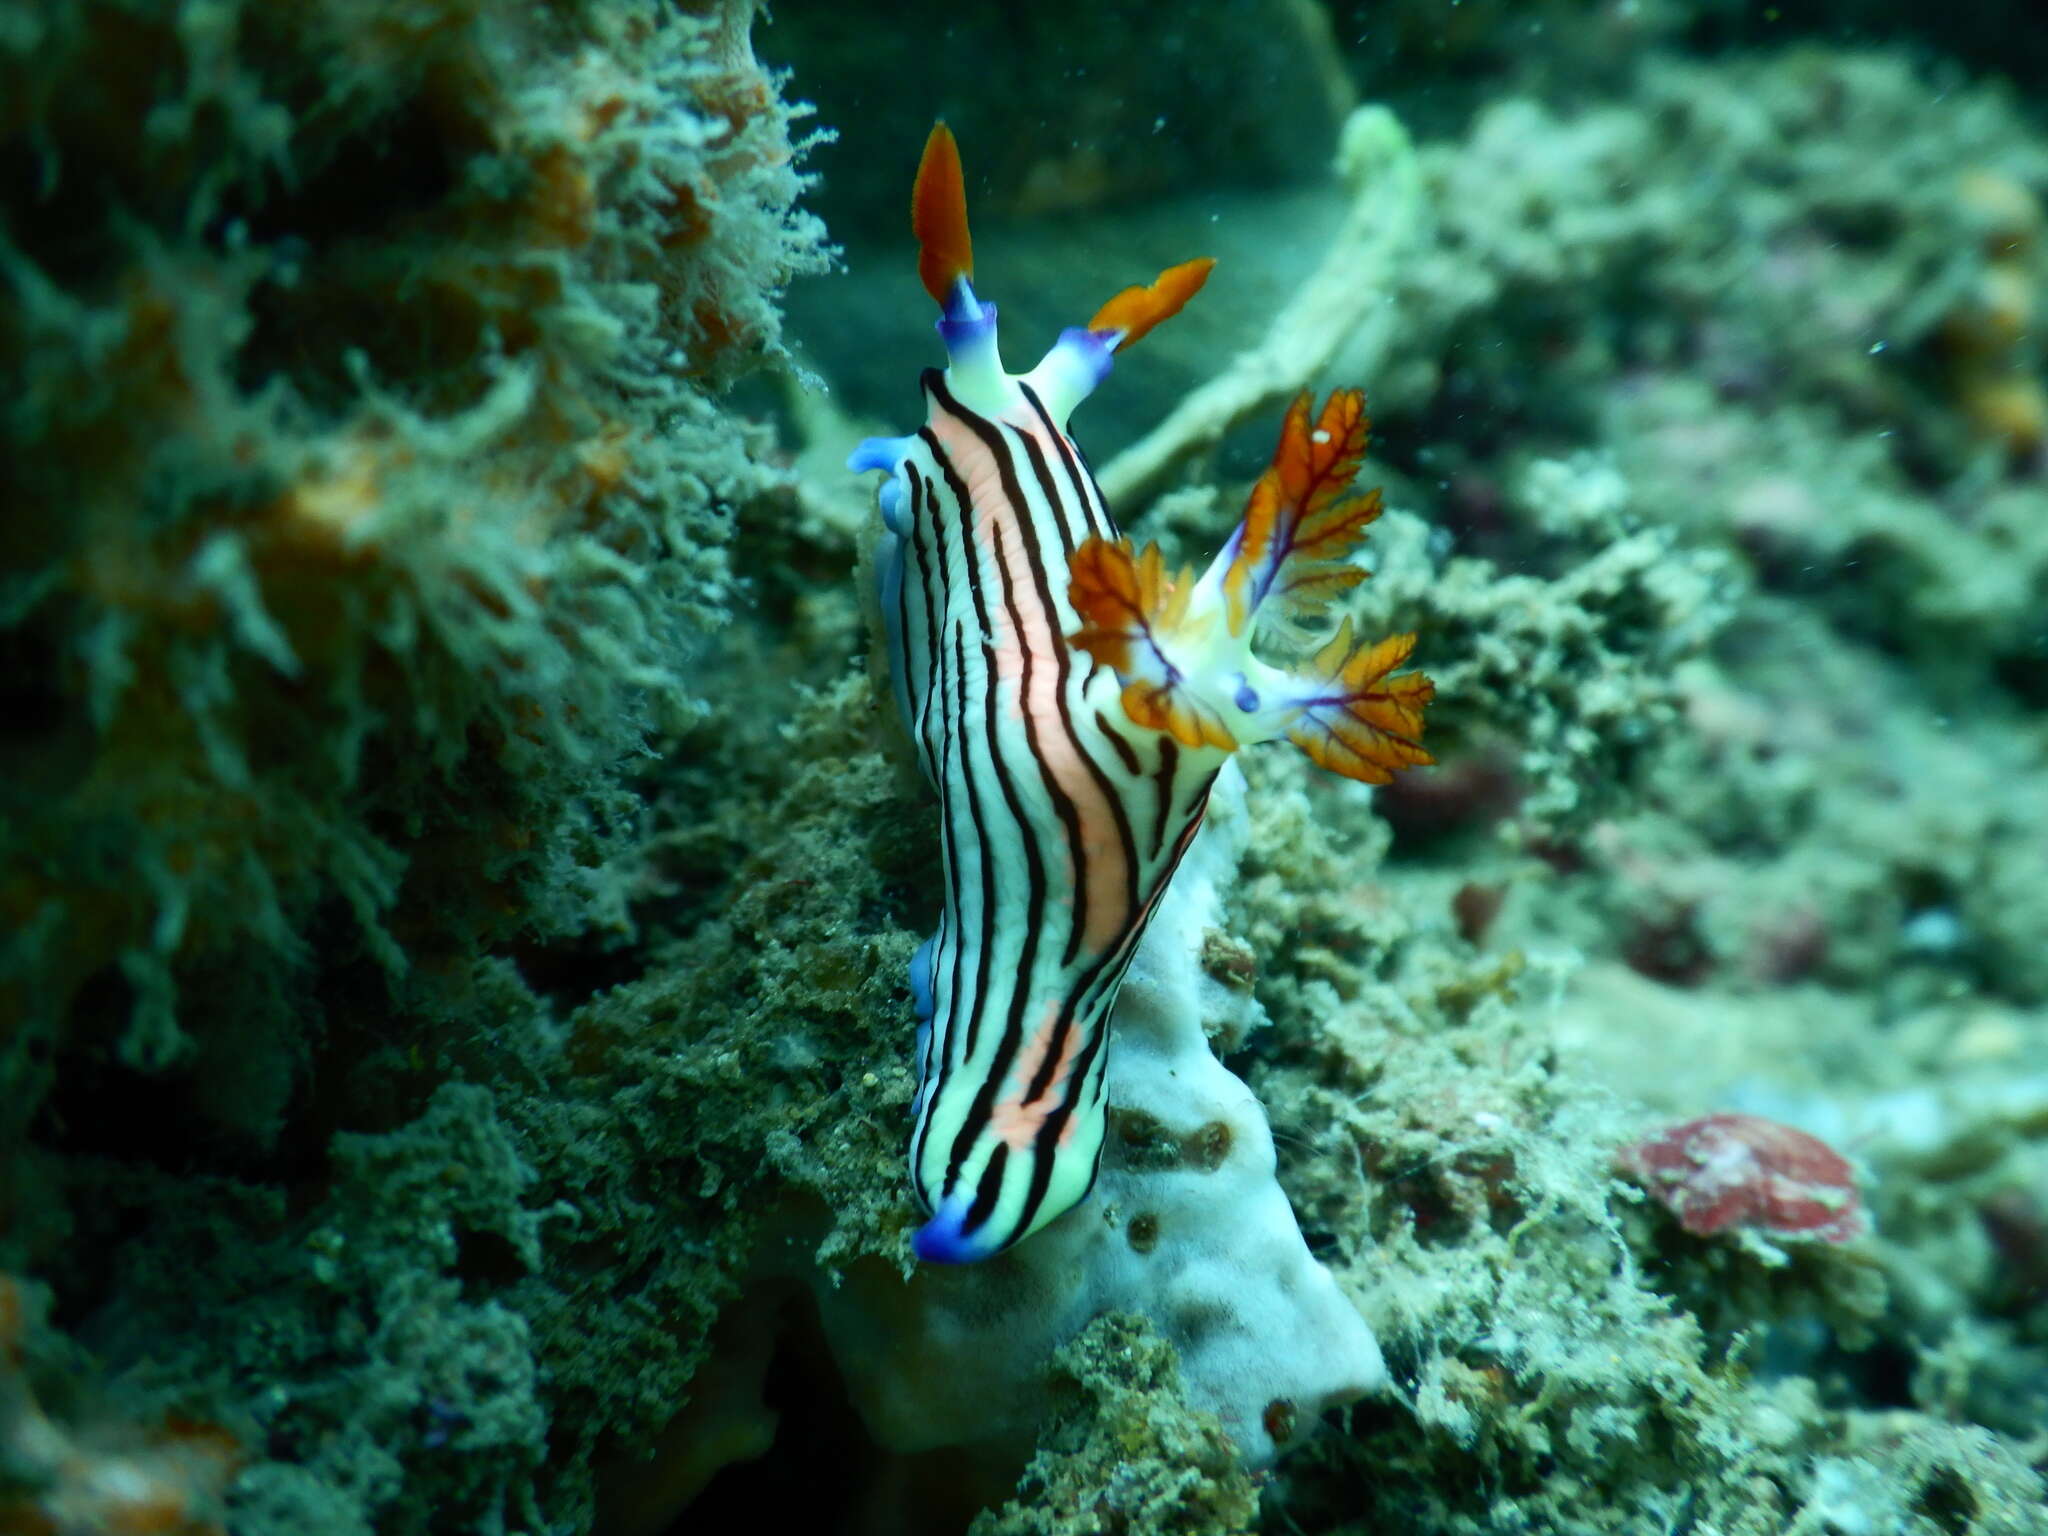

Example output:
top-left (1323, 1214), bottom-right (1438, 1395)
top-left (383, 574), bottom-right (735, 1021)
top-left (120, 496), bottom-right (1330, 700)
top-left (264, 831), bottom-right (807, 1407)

top-left (6, 2), bottom-right (2048, 1534)
top-left (1, 0), bottom-right (832, 1531)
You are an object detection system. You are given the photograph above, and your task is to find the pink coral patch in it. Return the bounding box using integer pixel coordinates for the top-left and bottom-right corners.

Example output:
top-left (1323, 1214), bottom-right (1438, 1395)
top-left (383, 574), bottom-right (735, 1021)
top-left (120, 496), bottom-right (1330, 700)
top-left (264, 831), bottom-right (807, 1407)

top-left (1617, 1112), bottom-right (1867, 1245)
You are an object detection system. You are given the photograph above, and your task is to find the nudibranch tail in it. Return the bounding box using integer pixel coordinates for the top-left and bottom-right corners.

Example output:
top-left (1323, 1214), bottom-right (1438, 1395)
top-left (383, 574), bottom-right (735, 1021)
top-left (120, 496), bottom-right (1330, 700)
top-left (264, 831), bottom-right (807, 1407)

top-left (912, 1202), bottom-right (990, 1265)
top-left (1066, 387), bottom-right (1434, 785)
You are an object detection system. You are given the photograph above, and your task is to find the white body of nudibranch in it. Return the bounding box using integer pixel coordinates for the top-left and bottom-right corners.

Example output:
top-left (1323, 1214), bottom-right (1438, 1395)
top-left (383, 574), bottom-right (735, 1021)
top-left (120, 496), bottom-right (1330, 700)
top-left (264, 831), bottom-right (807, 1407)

top-left (851, 124), bottom-right (1432, 1263)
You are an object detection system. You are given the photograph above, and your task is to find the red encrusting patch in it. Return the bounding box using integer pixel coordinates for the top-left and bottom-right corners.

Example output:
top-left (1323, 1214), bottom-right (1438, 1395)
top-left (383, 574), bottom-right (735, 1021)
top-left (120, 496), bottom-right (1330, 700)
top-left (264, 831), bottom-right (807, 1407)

top-left (1617, 1112), bottom-right (1867, 1245)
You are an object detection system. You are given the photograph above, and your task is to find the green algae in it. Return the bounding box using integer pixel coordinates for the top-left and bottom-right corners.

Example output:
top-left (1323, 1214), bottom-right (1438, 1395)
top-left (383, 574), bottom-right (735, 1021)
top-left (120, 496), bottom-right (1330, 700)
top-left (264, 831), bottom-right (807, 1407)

top-left (971, 1315), bottom-right (1260, 1536)
top-left (0, 0), bottom-right (828, 1097)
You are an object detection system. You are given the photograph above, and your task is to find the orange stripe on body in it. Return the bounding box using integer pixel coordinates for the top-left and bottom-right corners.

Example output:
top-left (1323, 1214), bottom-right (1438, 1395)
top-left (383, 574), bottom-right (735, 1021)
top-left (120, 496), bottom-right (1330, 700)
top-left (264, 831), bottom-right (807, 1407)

top-left (927, 408), bottom-right (1141, 959)
top-left (988, 1002), bottom-right (1089, 1152)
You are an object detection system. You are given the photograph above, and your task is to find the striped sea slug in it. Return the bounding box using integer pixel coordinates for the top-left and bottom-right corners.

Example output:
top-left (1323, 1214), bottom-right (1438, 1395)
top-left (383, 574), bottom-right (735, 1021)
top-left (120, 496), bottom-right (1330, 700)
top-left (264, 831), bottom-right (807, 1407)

top-left (850, 125), bottom-right (1435, 1264)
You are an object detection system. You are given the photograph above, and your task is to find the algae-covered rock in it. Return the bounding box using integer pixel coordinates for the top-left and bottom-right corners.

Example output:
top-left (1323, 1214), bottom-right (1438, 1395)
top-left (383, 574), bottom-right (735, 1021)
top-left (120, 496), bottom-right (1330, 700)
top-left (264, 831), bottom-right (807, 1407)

top-left (0, 0), bottom-right (827, 1115)
top-left (0, 0), bottom-right (832, 1531)
top-left (971, 1315), bottom-right (1260, 1536)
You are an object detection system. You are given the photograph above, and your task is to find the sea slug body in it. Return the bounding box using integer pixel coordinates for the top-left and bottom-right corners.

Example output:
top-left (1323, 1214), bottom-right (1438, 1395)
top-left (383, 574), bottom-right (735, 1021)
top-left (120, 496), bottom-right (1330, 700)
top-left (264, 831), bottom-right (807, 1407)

top-left (851, 124), bottom-right (1435, 1263)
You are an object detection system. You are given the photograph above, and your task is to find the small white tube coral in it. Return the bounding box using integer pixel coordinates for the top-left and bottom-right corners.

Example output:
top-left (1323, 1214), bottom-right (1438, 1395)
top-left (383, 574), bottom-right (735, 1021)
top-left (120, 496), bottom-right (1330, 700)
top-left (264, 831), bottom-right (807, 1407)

top-left (1096, 104), bottom-right (1428, 512)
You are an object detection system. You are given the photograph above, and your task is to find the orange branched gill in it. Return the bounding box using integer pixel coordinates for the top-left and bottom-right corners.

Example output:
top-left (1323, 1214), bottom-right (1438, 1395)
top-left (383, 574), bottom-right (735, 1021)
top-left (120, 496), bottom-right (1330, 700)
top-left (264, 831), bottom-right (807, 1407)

top-left (1068, 537), bottom-right (1240, 752)
top-left (1067, 387), bottom-right (1432, 786)
top-left (1284, 621), bottom-right (1434, 785)
top-left (1224, 389), bottom-right (1385, 638)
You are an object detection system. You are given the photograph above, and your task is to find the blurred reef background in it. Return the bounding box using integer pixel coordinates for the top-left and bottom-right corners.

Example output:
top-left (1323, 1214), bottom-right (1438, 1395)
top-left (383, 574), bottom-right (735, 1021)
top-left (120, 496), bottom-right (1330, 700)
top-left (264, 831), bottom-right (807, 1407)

top-left (3, 0), bottom-right (2047, 1532)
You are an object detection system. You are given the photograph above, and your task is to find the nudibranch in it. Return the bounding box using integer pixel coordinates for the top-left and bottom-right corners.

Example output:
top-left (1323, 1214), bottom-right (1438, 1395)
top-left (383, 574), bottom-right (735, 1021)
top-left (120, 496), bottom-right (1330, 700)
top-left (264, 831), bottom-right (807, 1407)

top-left (851, 124), bottom-right (1434, 1264)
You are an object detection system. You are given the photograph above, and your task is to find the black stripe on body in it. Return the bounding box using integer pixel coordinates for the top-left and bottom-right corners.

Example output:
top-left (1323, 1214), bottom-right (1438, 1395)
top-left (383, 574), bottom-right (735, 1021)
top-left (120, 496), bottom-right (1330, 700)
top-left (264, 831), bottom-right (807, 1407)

top-left (904, 470), bottom-right (944, 774)
top-left (910, 621), bottom-right (979, 1200)
top-left (909, 452), bottom-right (996, 1205)
top-left (1021, 383), bottom-right (1116, 542)
top-left (1012, 413), bottom-right (1086, 561)
top-left (893, 474), bottom-right (921, 758)
top-left (928, 375), bottom-right (1144, 973)
top-left (905, 459), bottom-right (976, 1207)
top-left (962, 1142), bottom-right (1010, 1239)
top-left (917, 432), bottom-right (1055, 1204)
top-left (1096, 710), bottom-right (1142, 775)
top-left (1150, 737), bottom-right (1180, 859)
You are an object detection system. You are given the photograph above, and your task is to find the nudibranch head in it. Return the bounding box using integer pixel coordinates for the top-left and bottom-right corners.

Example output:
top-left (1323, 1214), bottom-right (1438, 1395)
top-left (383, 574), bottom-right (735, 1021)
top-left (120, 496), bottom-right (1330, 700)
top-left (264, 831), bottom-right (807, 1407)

top-left (898, 121), bottom-right (1216, 427)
